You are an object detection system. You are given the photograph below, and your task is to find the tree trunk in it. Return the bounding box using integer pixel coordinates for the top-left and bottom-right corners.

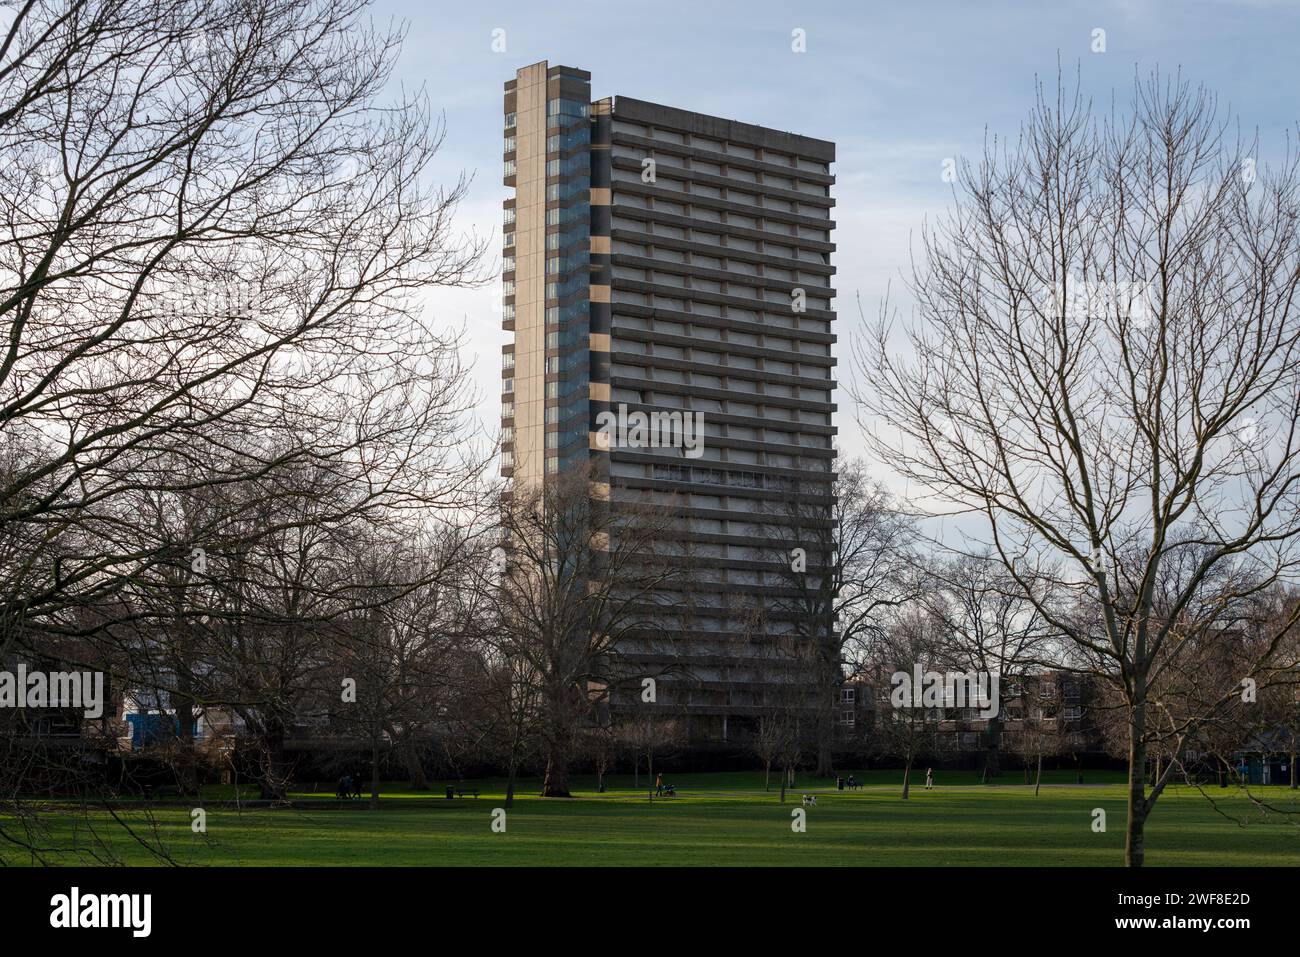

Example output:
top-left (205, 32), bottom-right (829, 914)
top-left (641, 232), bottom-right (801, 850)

top-left (541, 689), bottom-right (573, 797)
top-left (815, 693), bottom-right (834, 777)
top-left (369, 731), bottom-right (380, 810)
top-left (815, 644), bottom-right (837, 779)
top-left (400, 735), bottom-right (429, 790)
top-left (259, 720), bottom-right (288, 801)
top-left (172, 669), bottom-right (197, 796)
top-left (505, 757), bottom-right (517, 809)
top-left (816, 739), bottom-right (834, 778)
top-left (764, 760), bottom-right (771, 791)
top-left (1034, 753), bottom-right (1042, 797)
top-left (779, 763), bottom-right (787, 803)
top-left (1291, 748), bottom-right (1297, 789)
top-left (983, 719), bottom-right (1002, 782)
top-left (542, 752), bottom-right (571, 798)
top-left (1125, 702), bottom-right (1147, 867)
top-left (901, 757), bottom-right (912, 800)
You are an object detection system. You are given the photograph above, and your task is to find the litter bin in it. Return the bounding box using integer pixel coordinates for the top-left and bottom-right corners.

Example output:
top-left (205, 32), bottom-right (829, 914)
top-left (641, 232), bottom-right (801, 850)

top-left (445, 786), bottom-right (455, 800)
top-left (837, 777), bottom-right (844, 791)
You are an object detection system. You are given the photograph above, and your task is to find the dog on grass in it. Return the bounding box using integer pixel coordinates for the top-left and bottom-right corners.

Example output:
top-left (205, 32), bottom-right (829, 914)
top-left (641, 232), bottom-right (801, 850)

top-left (801, 794), bottom-right (817, 807)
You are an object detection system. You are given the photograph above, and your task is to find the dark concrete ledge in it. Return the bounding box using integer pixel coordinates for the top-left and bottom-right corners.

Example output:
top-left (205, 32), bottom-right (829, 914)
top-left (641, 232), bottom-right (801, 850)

top-left (614, 96), bottom-right (835, 164)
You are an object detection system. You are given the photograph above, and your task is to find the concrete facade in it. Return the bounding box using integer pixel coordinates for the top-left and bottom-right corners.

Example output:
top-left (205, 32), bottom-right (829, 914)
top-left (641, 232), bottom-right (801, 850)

top-left (502, 62), bottom-right (837, 743)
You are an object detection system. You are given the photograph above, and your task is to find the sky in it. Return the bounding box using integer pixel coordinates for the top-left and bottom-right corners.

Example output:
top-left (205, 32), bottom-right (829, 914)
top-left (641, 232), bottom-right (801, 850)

top-left (377, 0), bottom-right (1300, 527)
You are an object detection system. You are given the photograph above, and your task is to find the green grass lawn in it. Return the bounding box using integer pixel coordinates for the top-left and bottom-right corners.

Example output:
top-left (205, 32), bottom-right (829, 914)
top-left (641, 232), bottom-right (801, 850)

top-left (9, 770), bottom-right (1299, 866)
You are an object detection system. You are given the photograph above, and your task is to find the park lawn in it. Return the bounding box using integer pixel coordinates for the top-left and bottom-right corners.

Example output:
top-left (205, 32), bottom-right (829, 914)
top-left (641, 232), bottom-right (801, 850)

top-left (186, 767), bottom-right (1132, 802)
top-left (8, 773), bottom-right (1298, 867)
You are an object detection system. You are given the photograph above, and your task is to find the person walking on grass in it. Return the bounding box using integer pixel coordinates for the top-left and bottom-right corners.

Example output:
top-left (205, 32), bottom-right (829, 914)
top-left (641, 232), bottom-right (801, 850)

top-left (925, 767), bottom-right (934, 790)
top-left (655, 773), bottom-right (664, 796)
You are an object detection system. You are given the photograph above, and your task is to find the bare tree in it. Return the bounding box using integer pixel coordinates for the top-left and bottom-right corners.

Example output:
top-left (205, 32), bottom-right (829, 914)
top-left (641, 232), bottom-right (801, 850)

top-left (865, 607), bottom-right (955, 799)
top-left (0, 0), bottom-right (485, 633)
top-left (1011, 681), bottom-right (1065, 796)
top-left (721, 604), bottom-right (813, 797)
top-left (858, 69), bottom-right (1300, 864)
top-left (0, 0), bottom-right (486, 857)
top-left (766, 458), bottom-right (918, 777)
top-left (489, 465), bottom-right (685, 797)
top-left (328, 520), bottom-right (490, 806)
top-left (924, 552), bottom-right (1056, 782)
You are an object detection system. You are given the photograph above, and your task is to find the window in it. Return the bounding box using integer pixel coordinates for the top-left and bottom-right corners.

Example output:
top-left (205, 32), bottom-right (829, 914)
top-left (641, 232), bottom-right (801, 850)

top-left (503, 231), bottom-right (514, 248)
top-left (547, 99), bottom-right (588, 118)
top-left (502, 352), bottom-right (514, 370)
top-left (504, 111), bottom-right (516, 130)
top-left (504, 158), bottom-right (516, 177)
top-left (503, 135), bottom-right (516, 154)
top-left (503, 207), bottom-right (515, 226)
top-left (502, 378), bottom-right (513, 394)
top-left (501, 450), bottom-right (513, 468)
top-left (841, 688), bottom-right (855, 703)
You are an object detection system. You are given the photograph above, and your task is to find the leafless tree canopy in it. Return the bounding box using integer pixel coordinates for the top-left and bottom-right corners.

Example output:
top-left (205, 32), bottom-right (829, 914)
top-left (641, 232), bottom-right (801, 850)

top-left (857, 69), bottom-right (1300, 864)
top-left (0, 0), bottom-right (488, 861)
top-left (1, 0), bottom-right (486, 633)
top-left (486, 465), bottom-right (687, 797)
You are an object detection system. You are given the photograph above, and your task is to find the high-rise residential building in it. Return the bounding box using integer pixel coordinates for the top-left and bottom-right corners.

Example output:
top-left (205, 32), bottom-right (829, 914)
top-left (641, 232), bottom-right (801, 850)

top-left (501, 61), bottom-right (837, 743)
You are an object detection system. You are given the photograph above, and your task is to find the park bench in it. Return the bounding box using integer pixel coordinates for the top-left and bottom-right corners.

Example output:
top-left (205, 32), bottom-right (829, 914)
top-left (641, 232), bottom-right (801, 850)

top-left (456, 787), bottom-right (479, 799)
